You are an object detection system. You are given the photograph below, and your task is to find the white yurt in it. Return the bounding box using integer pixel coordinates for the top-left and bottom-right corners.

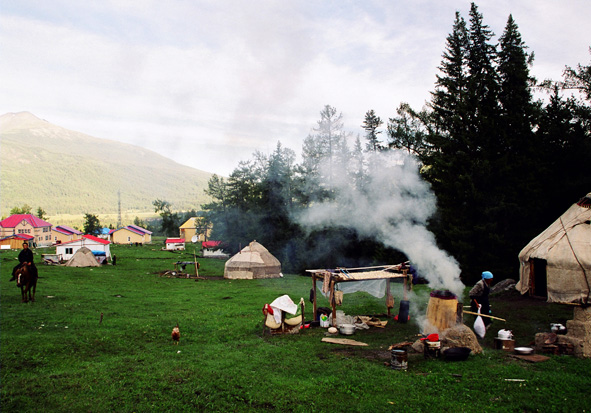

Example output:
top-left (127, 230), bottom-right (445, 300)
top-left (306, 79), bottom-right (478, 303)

top-left (224, 241), bottom-right (281, 279)
top-left (65, 247), bottom-right (101, 267)
top-left (516, 193), bottom-right (591, 304)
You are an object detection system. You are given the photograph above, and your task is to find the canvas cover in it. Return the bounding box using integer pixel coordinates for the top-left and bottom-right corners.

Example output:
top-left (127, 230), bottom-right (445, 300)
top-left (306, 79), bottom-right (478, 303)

top-left (65, 246), bottom-right (101, 267)
top-left (224, 241), bottom-right (281, 279)
top-left (516, 194), bottom-right (591, 304)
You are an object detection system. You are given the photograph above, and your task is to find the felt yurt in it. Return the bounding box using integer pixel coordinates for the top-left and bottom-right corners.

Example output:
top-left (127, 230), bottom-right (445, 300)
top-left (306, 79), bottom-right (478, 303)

top-left (224, 241), bottom-right (281, 279)
top-left (516, 193), bottom-right (591, 304)
top-left (65, 247), bottom-right (101, 267)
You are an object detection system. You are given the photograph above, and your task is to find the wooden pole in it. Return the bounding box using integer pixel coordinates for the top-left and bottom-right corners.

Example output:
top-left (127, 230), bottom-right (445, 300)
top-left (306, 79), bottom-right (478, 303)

top-left (386, 280), bottom-right (392, 318)
top-left (330, 279), bottom-right (337, 327)
top-left (194, 250), bottom-right (199, 277)
top-left (462, 310), bottom-right (507, 322)
top-left (312, 274), bottom-right (317, 321)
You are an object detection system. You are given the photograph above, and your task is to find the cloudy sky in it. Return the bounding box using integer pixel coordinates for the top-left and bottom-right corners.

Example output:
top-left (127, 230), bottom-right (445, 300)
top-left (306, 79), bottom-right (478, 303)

top-left (1, 1), bottom-right (590, 176)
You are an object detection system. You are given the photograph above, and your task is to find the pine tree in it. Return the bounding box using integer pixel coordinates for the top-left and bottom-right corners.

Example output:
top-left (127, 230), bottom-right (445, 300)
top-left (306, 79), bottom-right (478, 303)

top-left (362, 109), bottom-right (384, 152)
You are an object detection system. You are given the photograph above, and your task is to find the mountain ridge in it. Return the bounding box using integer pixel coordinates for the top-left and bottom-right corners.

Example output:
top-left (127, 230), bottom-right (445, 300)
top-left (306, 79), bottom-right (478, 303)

top-left (0, 112), bottom-right (214, 217)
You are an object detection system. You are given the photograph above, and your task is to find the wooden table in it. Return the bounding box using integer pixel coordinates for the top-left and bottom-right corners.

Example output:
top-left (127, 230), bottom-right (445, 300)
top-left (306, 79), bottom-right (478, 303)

top-left (306, 263), bottom-right (412, 326)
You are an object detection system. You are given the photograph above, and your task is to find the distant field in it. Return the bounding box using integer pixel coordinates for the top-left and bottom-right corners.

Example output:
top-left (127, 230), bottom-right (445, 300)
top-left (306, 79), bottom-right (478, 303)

top-left (48, 211), bottom-right (160, 229)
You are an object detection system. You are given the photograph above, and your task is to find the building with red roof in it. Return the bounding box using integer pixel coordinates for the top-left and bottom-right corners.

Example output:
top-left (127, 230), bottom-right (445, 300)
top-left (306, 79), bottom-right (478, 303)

top-left (55, 234), bottom-right (111, 262)
top-left (165, 238), bottom-right (185, 251)
top-left (0, 214), bottom-right (53, 247)
top-left (52, 225), bottom-right (83, 244)
top-left (110, 225), bottom-right (152, 244)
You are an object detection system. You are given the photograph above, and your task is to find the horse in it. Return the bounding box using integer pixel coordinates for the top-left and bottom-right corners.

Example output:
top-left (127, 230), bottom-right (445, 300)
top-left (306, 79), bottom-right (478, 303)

top-left (15, 264), bottom-right (37, 303)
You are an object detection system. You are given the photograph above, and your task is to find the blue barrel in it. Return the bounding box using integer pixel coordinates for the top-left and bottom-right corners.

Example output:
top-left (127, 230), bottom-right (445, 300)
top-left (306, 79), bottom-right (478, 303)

top-left (398, 300), bottom-right (410, 323)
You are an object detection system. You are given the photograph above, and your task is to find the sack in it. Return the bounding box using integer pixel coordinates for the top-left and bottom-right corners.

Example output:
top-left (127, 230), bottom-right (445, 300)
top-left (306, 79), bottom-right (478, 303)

top-left (473, 306), bottom-right (486, 338)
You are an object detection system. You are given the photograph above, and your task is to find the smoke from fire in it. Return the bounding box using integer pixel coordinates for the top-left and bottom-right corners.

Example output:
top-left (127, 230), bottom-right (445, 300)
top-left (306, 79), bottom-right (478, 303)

top-left (296, 150), bottom-right (465, 298)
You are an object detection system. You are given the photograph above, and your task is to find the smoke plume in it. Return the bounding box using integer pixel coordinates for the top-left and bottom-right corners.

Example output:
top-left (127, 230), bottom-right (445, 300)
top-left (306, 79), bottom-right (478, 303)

top-left (296, 150), bottom-right (465, 297)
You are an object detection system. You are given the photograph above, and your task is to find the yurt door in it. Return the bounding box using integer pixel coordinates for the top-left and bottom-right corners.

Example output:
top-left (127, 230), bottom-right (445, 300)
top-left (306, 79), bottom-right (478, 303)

top-left (530, 258), bottom-right (548, 298)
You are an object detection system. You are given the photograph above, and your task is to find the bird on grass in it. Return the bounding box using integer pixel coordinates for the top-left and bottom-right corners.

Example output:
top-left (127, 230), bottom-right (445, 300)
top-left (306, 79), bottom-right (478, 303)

top-left (171, 323), bottom-right (180, 345)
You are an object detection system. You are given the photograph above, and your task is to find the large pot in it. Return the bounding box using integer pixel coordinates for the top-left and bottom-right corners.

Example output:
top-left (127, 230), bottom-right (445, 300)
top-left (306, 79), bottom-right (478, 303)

top-left (443, 347), bottom-right (471, 361)
top-left (339, 324), bottom-right (356, 335)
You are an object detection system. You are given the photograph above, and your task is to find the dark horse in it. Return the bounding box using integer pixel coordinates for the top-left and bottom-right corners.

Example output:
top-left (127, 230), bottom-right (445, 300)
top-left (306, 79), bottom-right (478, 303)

top-left (15, 264), bottom-right (37, 303)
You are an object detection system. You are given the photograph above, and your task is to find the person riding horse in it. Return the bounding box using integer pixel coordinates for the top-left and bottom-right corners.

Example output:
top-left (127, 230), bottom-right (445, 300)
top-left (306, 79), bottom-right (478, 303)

top-left (15, 263), bottom-right (38, 302)
top-left (10, 241), bottom-right (38, 282)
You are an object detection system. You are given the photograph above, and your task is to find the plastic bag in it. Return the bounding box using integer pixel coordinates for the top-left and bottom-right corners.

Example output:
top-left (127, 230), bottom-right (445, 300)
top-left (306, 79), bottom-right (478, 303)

top-left (473, 305), bottom-right (486, 338)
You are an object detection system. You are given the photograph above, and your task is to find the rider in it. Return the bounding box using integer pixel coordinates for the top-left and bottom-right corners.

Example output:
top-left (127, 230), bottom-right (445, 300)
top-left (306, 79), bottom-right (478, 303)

top-left (10, 241), bottom-right (38, 281)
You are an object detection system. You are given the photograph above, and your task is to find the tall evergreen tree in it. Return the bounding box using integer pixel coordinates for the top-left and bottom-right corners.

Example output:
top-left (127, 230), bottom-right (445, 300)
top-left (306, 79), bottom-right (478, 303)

top-left (362, 109), bottom-right (384, 152)
top-left (430, 11), bottom-right (469, 139)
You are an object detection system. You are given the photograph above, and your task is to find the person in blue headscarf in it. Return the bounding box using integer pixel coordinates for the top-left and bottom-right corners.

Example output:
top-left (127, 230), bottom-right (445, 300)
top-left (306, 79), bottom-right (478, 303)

top-left (469, 271), bottom-right (494, 327)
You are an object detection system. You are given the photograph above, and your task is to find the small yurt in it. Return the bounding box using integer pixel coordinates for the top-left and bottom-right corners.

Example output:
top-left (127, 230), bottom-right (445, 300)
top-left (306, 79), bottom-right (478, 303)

top-left (224, 241), bottom-right (281, 279)
top-left (65, 247), bottom-right (101, 267)
top-left (516, 193), bottom-right (591, 304)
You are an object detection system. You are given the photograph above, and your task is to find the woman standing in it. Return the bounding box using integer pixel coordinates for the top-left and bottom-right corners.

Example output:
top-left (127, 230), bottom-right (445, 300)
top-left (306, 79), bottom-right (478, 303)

top-left (469, 271), bottom-right (494, 327)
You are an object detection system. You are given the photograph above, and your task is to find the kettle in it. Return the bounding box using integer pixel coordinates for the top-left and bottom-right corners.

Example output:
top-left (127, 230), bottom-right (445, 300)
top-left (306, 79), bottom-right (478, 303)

top-left (497, 329), bottom-right (513, 340)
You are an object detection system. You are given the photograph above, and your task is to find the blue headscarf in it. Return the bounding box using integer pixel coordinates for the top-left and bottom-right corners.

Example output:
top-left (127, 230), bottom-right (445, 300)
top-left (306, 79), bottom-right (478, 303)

top-left (482, 271), bottom-right (493, 279)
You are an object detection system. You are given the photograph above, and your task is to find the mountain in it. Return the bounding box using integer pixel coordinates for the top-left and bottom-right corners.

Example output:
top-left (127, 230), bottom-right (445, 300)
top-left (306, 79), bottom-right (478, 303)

top-left (0, 112), bottom-right (213, 217)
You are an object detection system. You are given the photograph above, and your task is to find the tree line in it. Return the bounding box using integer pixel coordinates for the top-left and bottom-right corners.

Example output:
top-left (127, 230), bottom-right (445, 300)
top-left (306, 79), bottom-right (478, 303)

top-left (200, 3), bottom-right (590, 284)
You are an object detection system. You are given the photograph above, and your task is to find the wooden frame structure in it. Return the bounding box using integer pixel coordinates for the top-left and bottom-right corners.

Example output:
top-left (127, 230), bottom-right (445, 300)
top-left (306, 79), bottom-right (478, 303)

top-left (306, 263), bottom-right (412, 327)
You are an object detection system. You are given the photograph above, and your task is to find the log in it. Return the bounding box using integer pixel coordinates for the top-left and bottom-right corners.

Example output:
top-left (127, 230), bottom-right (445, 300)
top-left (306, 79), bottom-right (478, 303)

top-left (322, 337), bottom-right (368, 346)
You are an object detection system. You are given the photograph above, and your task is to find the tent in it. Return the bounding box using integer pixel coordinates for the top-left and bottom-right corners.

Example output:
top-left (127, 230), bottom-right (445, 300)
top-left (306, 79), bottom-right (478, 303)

top-left (224, 241), bottom-right (281, 279)
top-left (65, 247), bottom-right (101, 267)
top-left (516, 193), bottom-right (591, 304)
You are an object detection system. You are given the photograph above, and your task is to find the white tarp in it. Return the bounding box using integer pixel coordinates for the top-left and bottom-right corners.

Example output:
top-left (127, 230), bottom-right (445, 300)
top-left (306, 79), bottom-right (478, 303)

top-left (316, 279), bottom-right (387, 299)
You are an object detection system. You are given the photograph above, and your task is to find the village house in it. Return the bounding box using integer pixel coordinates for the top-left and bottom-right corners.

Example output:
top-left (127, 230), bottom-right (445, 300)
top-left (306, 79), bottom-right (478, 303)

top-left (110, 224), bottom-right (152, 244)
top-left (179, 217), bottom-right (209, 243)
top-left (165, 238), bottom-right (185, 251)
top-left (55, 234), bottom-right (111, 262)
top-left (0, 214), bottom-right (53, 247)
top-left (52, 225), bottom-right (83, 244)
top-left (0, 233), bottom-right (35, 250)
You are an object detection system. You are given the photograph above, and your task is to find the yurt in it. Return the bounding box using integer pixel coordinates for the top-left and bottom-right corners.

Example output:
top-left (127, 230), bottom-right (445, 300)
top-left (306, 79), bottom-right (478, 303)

top-left (65, 247), bottom-right (101, 267)
top-left (224, 241), bottom-right (281, 279)
top-left (516, 193), bottom-right (591, 304)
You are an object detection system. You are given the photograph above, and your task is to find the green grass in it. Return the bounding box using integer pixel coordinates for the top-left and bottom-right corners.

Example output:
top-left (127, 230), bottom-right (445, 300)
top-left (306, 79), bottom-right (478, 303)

top-left (2, 244), bottom-right (590, 412)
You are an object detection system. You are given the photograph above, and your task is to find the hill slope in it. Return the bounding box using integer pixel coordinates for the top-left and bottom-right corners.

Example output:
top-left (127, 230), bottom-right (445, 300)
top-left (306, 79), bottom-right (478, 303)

top-left (0, 112), bottom-right (213, 216)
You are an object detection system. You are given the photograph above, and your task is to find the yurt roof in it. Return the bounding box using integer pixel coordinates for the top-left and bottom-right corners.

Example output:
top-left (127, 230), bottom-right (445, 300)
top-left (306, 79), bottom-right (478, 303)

top-left (225, 241), bottom-right (280, 267)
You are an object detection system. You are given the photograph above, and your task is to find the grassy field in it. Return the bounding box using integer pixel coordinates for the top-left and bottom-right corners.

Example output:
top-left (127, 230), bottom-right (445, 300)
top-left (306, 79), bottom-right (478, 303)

top-left (1, 243), bottom-right (589, 412)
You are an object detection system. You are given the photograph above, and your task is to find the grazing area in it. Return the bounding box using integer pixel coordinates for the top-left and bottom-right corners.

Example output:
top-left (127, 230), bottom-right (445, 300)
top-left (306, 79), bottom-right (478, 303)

top-left (1, 243), bottom-right (590, 412)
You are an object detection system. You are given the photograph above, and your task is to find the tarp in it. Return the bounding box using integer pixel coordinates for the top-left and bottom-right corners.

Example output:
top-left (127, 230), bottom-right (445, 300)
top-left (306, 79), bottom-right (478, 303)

top-left (516, 193), bottom-right (591, 304)
top-left (65, 247), bottom-right (100, 267)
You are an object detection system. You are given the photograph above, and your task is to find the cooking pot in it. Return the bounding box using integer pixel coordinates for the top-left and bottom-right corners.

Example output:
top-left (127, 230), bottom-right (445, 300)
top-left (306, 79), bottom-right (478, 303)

top-left (497, 329), bottom-right (513, 340)
top-left (339, 324), bottom-right (356, 335)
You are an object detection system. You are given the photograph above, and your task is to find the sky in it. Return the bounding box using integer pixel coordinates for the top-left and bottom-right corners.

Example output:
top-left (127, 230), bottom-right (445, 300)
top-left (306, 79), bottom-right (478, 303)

top-left (1, 0), bottom-right (590, 176)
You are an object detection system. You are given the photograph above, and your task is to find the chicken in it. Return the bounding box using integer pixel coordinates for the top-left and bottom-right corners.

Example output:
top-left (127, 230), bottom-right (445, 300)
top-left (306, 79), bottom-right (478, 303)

top-left (171, 323), bottom-right (180, 345)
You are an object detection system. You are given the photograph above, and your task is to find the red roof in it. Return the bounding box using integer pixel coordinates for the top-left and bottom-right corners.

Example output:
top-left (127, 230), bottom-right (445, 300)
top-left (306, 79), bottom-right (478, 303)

top-left (54, 225), bottom-right (82, 235)
top-left (58, 234), bottom-right (110, 246)
top-left (0, 214), bottom-right (52, 228)
top-left (166, 238), bottom-right (185, 243)
top-left (83, 234), bottom-right (110, 244)
top-left (127, 224), bottom-right (152, 235)
top-left (202, 241), bottom-right (223, 249)
top-left (0, 234), bottom-right (35, 241)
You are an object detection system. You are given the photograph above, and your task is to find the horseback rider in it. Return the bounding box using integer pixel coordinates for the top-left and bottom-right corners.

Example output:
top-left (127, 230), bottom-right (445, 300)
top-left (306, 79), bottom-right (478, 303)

top-left (10, 241), bottom-right (38, 281)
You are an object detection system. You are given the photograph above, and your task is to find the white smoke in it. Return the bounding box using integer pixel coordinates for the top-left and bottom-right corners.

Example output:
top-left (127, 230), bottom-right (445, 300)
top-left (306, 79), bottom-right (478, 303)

top-left (297, 150), bottom-right (465, 297)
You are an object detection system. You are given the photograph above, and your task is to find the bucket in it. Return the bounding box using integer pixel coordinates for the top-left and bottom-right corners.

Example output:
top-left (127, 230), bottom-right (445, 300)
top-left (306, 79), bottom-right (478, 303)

top-left (391, 349), bottom-right (408, 370)
top-left (398, 300), bottom-right (410, 323)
